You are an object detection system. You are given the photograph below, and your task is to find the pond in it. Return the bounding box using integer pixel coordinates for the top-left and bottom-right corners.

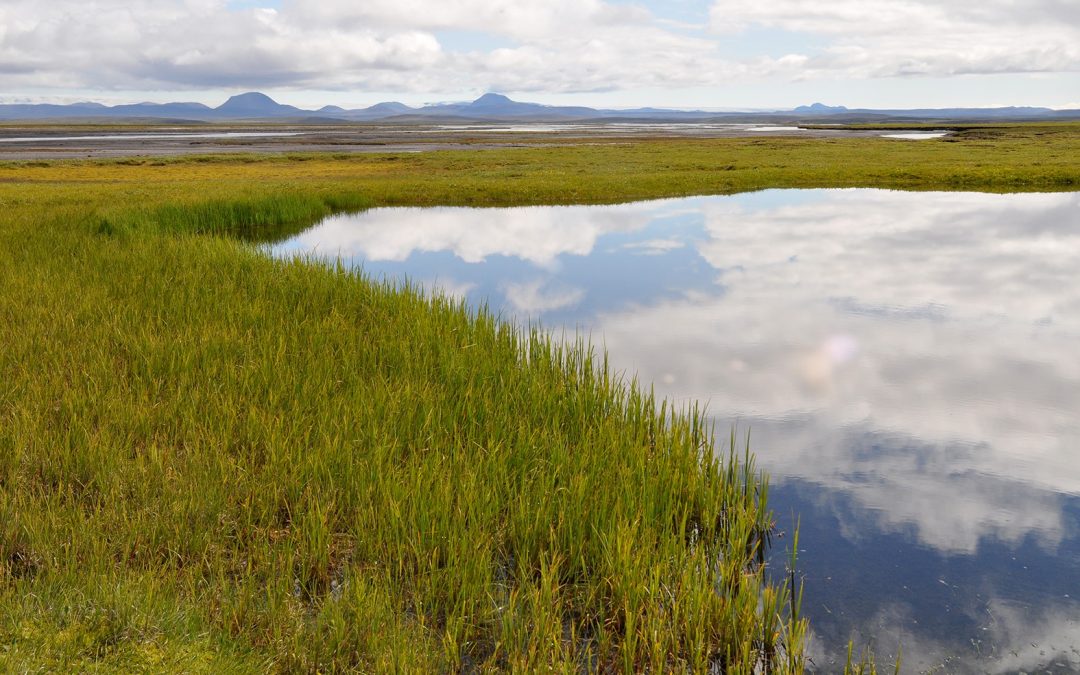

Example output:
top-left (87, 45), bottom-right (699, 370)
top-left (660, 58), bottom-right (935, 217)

top-left (270, 189), bottom-right (1080, 672)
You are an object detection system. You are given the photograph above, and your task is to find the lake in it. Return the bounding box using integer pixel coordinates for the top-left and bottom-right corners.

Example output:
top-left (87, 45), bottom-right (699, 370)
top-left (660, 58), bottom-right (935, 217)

top-left (270, 189), bottom-right (1080, 673)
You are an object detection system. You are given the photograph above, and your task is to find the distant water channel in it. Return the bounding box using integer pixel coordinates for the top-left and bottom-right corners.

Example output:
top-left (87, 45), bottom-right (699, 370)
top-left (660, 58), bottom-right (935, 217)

top-left (0, 131), bottom-right (302, 143)
top-left (270, 189), bottom-right (1080, 672)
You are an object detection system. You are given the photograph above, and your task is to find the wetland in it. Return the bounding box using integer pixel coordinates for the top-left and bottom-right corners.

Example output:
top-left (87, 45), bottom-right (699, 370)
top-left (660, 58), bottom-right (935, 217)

top-left (1, 125), bottom-right (1079, 672)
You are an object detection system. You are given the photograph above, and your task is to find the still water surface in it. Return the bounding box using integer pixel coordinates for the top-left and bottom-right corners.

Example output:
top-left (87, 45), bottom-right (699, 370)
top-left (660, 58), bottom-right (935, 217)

top-left (0, 131), bottom-right (302, 143)
top-left (271, 189), bottom-right (1080, 673)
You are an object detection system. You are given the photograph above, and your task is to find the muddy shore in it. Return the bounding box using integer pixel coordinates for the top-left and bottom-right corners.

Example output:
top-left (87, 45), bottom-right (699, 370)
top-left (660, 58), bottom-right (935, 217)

top-left (0, 123), bottom-right (894, 160)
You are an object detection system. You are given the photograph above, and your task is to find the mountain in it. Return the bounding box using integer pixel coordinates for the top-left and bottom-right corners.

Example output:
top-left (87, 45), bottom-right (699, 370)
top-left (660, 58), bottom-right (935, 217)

top-left (794, 104), bottom-right (1055, 119)
top-left (461, 93), bottom-right (600, 119)
top-left (795, 103), bottom-right (850, 114)
top-left (334, 101), bottom-right (416, 120)
top-left (461, 92), bottom-right (553, 116)
top-left (897, 107), bottom-right (1049, 118)
top-left (380, 93), bottom-right (601, 120)
top-left (470, 93), bottom-right (514, 107)
top-left (0, 92), bottom-right (1077, 123)
top-left (111, 102), bottom-right (214, 117)
top-left (214, 92), bottom-right (303, 117)
top-left (365, 102), bottom-right (413, 114)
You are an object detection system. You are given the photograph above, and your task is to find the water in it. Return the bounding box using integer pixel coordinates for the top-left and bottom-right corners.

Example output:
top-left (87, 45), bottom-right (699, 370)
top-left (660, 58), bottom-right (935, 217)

top-left (270, 189), bottom-right (1080, 672)
top-left (0, 131), bottom-right (303, 143)
top-left (882, 132), bottom-right (950, 140)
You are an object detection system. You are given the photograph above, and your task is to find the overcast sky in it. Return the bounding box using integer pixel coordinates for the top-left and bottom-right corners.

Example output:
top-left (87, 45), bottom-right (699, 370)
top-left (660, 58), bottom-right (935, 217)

top-left (2, 0), bottom-right (1078, 109)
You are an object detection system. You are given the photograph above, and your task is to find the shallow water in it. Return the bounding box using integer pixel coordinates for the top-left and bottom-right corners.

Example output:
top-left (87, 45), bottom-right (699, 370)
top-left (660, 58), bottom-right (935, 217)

top-left (0, 131), bottom-right (303, 143)
top-left (882, 132), bottom-right (950, 140)
top-left (271, 189), bottom-right (1080, 672)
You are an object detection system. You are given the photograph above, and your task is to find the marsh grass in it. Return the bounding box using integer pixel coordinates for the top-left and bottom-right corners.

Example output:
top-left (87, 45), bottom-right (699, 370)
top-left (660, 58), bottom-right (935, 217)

top-left (1, 212), bottom-right (810, 671)
top-left (1, 129), bottom-right (1077, 671)
top-left (97, 192), bottom-right (373, 240)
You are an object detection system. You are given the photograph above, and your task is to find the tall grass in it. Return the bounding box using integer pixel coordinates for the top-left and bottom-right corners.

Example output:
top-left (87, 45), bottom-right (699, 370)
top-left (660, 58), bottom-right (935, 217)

top-left (97, 192), bottom-right (373, 240)
top-left (1, 209), bottom-right (807, 671)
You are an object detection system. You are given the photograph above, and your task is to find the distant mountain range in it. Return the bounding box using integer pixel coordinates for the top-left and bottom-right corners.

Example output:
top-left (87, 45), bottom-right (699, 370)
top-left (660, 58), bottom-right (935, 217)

top-left (1, 92), bottom-right (1077, 123)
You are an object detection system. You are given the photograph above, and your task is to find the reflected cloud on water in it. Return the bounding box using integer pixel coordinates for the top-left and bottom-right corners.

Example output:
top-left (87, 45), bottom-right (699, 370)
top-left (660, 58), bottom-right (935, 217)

top-left (270, 189), bottom-right (1080, 670)
top-left (278, 203), bottom-right (655, 267)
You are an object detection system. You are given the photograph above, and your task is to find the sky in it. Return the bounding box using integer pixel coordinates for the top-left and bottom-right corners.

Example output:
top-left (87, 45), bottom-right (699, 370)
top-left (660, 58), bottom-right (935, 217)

top-left (1, 0), bottom-right (1078, 110)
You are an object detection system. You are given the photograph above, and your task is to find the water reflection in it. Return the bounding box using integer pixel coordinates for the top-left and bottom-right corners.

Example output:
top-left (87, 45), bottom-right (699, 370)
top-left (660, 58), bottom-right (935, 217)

top-left (270, 189), bottom-right (1080, 672)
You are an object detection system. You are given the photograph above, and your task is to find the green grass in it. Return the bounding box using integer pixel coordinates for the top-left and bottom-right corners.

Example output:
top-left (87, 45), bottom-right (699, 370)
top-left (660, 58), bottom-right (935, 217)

top-left (0, 221), bottom-right (805, 672)
top-left (1, 127), bottom-right (1078, 671)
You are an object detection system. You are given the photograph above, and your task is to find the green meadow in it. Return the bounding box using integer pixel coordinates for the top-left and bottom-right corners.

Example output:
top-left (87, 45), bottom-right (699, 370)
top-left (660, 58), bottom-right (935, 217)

top-left (1, 126), bottom-right (1078, 672)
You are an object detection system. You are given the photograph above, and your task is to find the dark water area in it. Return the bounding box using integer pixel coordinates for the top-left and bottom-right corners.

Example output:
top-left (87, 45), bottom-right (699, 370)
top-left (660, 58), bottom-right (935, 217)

top-left (270, 189), bottom-right (1080, 672)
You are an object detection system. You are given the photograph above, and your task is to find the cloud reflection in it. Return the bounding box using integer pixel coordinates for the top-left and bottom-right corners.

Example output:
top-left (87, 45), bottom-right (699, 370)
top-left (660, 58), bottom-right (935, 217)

top-left (292, 202), bottom-right (660, 267)
top-left (807, 598), bottom-right (1080, 674)
top-left (504, 278), bottom-right (585, 313)
top-left (591, 191), bottom-right (1080, 553)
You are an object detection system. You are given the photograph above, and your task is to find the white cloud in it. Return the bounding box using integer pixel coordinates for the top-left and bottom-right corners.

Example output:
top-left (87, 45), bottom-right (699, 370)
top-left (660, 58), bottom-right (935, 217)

top-left (621, 238), bottom-right (686, 255)
top-left (709, 0), bottom-right (1080, 78)
top-left (0, 0), bottom-right (739, 93)
top-left (0, 1), bottom-right (449, 90)
top-left (5, 0), bottom-right (1073, 97)
top-left (290, 0), bottom-right (650, 42)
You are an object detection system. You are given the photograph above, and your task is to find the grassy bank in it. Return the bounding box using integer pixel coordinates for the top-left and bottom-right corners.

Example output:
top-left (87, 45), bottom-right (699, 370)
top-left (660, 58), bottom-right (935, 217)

top-left (1, 221), bottom-right (803, 671)
top-left (6, 123), bottom-right (1080, 218)
top-left (2, 129), bottom-right (1077, 672)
